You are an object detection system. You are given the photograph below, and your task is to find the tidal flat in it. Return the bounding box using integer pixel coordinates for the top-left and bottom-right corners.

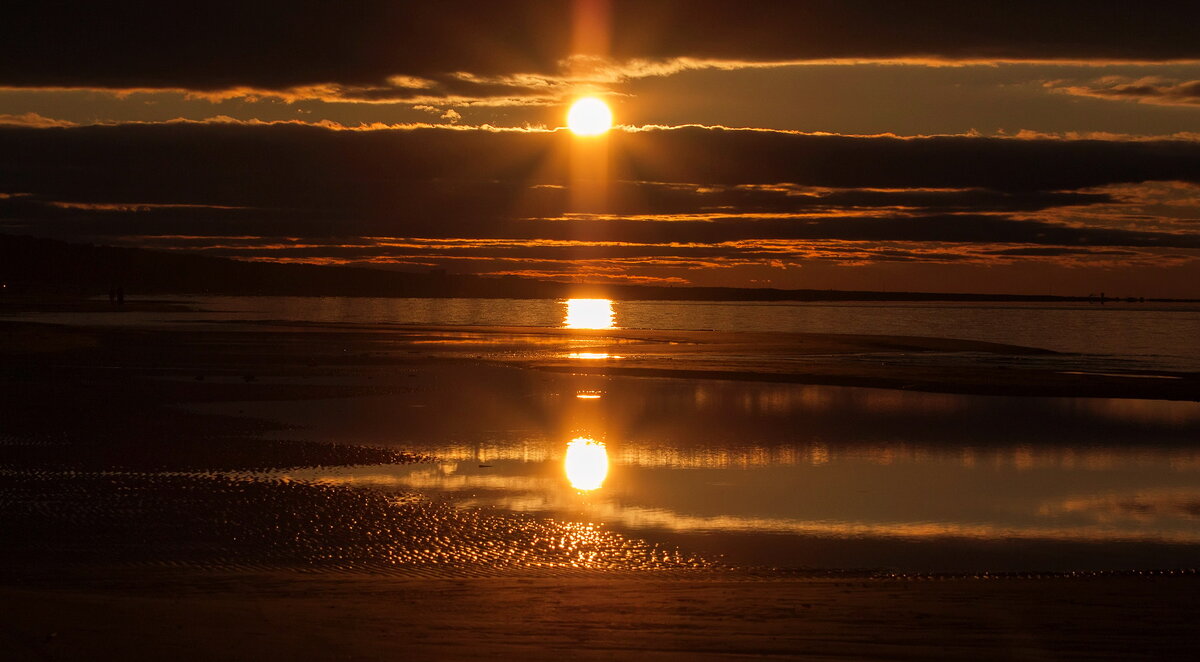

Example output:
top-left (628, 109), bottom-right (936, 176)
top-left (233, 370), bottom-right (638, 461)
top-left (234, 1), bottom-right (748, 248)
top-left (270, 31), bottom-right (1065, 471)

top-left (3, 319), bottom-right (1200, 659)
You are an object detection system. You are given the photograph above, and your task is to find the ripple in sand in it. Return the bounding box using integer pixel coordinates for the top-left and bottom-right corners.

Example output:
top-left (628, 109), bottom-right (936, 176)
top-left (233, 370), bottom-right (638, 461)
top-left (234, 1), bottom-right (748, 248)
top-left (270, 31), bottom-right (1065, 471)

top-left (0, 472), bottom-right (717, 575)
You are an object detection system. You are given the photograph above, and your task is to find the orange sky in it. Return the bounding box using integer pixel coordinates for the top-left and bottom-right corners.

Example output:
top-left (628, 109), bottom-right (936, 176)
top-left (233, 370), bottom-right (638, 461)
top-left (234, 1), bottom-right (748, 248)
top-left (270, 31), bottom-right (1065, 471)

top-left (2, 1), bottom-right (1200, 297)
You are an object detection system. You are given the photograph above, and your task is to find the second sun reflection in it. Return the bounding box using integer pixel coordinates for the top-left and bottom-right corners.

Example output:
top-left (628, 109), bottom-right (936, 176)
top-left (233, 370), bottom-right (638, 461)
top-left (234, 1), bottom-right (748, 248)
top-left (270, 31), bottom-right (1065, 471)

top-left (564, 437), bottom-right (609, 491)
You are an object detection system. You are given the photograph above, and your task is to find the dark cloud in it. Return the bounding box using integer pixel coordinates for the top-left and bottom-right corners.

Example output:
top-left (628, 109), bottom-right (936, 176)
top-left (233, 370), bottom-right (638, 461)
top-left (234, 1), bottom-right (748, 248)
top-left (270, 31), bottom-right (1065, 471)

top-left (981, 247), bottom-right (1140, 257)
top-left (620, 128), bottom-right (1200, 192)
top-left (3, 2), bottom-right (1199, 92)
top-left (611, 184), bottom-right (1113, 215)
top-left (174, 241), bottom-right (1147, 265)
top-left (518, 216), bottom-right (1200, 248)
top-left (0, 180), bottom-right (1117, 227)
top-left (5, 198), bottom-right (1199, 250)
top-left (5, 123), bottom-right (1200, 201)
top-left (3, 123), bottom-right (1199, 254)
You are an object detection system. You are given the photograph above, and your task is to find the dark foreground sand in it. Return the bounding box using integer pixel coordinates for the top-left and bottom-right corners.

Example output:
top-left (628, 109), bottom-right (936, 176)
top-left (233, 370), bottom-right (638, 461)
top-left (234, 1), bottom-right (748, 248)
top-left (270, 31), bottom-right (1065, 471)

top-left (5, 572), bottom-right (1199, 661)
top-left (3, 319), bottom-right (1200, 660)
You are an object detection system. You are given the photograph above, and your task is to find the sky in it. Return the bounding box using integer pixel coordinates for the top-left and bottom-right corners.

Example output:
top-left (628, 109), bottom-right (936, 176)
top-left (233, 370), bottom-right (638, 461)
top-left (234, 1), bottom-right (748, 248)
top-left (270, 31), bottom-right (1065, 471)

top-left (2, 1), bottom-right (1200, 297)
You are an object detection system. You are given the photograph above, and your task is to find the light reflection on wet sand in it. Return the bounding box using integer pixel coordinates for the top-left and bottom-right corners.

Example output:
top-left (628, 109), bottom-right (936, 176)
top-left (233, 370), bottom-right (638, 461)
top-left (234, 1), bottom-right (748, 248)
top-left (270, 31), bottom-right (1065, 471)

top-left (273, 443), bottom-right (1200, 542)
top-left (207, 365), bottom-right (1200, 572)
top-left (3, 472), bottom-right (712, 574)
top-left (282, 441), bottom-right (1200, 472)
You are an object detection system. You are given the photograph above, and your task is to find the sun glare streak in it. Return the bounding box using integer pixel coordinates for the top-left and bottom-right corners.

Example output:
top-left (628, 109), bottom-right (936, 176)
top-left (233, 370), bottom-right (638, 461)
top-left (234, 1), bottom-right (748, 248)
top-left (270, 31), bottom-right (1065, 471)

top-left (567, 97), bottom-right (613, 136)
top-left (565, 437), bottom-right (609, 491)
top-left (563, 298), bottom-right (616, 329)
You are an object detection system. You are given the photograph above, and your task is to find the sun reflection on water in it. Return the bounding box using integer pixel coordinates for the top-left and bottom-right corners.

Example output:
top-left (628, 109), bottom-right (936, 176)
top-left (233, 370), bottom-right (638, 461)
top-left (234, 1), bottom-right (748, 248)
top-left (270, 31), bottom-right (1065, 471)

top-left (564, 437), bottom-right (609, 491)
top-left (563, 298), bottom-right (616, 329)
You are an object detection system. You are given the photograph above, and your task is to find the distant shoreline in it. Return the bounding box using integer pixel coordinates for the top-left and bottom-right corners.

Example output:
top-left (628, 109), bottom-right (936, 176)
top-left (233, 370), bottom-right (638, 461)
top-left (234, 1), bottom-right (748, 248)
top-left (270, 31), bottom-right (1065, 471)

top-left (3, 293), bottom-right (1198, 310)
top-left (4, 233), bottom-right (1198, 304)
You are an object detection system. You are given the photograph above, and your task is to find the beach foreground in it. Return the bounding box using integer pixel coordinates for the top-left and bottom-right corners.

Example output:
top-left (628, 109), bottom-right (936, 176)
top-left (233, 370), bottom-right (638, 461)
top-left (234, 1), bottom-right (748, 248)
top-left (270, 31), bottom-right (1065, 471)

top-left (5, 571), bottom-right (1199, 661)
top-left (3, 317), bottom-right (1200, 659)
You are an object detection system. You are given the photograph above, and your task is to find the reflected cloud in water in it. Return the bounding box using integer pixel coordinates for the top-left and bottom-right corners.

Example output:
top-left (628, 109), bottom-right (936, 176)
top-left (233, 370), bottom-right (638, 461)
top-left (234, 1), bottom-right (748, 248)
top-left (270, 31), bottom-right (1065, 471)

top-left (222, 371), bottom-right (1200, 571)
top-left (1071, 398), bottom-right (1200, 425)
top-left (268, 438), bottom-right (1200, 547)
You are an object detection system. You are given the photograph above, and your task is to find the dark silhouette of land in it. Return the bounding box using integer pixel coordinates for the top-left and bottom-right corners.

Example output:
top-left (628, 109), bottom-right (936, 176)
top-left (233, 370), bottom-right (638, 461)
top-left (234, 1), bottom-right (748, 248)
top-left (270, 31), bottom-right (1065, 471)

top-left (1, 233), bottom-right (1193, 304)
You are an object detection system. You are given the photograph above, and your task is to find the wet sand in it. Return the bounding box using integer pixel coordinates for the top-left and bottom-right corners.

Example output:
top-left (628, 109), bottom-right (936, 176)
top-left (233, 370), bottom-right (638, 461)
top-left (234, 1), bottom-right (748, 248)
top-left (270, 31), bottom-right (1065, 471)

top-left (0, 297), bottom-right (196, 314)
top-left (4, 320), bottom-right (1198, 401)
top-left (3, 319), bottom-right (1200, 659)
top-left (5, 572), bottom-right (1199, 661)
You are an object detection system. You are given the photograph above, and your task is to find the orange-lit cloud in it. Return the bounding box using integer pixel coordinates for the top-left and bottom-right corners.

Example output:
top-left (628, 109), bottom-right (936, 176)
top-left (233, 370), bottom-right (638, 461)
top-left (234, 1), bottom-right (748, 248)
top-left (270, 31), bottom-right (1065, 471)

top-left (1048, 76), bottom-right (1200, 107)
top-left (0, 112), bottom-right (77, 128)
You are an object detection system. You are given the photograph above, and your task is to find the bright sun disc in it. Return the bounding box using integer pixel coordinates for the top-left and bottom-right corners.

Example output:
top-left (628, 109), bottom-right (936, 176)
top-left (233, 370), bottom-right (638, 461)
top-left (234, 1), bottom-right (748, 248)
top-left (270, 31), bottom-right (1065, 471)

top-left (564, 437), bottom-right (609, 491)
top-left (567, 97), bottom-right (613, 136)
top-left (563, 298), bottom-right (615, 329)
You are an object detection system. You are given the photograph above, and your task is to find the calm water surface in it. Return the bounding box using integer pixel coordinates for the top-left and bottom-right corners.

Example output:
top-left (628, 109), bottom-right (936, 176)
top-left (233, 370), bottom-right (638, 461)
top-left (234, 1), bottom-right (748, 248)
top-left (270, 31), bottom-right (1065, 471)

top-left (14, 295), bottom-right (1199, 370)
top-left (215, 365), bottom-right (1200, 573)
top-left (12, 294), bottom-right (1200, 572)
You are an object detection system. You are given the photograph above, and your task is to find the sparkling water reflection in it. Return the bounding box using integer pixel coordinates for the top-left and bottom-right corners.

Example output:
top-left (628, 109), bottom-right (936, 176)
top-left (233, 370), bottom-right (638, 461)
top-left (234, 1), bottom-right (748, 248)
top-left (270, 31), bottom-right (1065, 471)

top-left (236, 368), bottom-right (1200, 573)
top-left (563, 298), bottom-right (616, 329)
top-left (12, 295), bottom-right (1199, 370)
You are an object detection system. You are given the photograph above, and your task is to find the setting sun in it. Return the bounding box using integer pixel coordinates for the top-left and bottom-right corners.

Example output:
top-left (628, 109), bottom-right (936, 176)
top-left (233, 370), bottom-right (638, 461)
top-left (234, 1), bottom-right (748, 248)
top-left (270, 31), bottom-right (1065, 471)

top-left (566, 97), bottom-right (613, 136)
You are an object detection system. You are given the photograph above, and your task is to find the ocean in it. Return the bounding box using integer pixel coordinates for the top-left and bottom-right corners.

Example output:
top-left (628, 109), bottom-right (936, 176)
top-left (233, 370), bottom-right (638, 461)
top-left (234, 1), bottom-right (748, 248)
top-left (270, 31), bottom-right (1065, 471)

top-left (7, 294), bottom-right (1200, 573)
top-left (10, 295), bottom-right (1200, 371)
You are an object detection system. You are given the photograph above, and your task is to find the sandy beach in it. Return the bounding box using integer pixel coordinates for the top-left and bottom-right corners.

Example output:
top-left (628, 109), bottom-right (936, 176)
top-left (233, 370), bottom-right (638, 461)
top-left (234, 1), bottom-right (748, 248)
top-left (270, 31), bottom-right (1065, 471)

top-left (5, 571), bottom-right (1200, 661)
top-left (4, 317), bottom-right (1200, 660)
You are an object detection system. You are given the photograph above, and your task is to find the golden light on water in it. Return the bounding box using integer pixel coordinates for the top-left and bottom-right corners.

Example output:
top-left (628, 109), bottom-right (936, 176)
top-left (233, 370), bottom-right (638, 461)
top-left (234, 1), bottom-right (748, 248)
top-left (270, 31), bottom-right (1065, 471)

top-left (564, 437), bottom-right (609, 491)
top-left (563, 298), bottom-right (615, 329)
top-left (567, 97), bottom-right (613, 136)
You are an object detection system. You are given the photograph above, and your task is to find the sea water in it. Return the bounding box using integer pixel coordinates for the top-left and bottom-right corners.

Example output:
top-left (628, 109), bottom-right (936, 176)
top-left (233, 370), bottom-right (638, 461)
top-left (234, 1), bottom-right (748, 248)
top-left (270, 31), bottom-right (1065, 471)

top-left (10, 295), bottom-right (1199, 371)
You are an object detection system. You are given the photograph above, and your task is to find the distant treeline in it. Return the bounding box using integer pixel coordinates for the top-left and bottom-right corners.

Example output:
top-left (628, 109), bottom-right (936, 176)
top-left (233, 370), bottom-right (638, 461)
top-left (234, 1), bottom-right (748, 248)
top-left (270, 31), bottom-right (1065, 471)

top-left (0, 234), bottom-right (1189, 303)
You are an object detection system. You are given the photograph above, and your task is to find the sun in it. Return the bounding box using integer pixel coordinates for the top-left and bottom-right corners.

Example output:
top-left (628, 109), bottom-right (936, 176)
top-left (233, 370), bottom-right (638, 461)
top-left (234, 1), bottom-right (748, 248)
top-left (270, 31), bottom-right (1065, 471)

top-left (567, 97), bottom-right (613, 136)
